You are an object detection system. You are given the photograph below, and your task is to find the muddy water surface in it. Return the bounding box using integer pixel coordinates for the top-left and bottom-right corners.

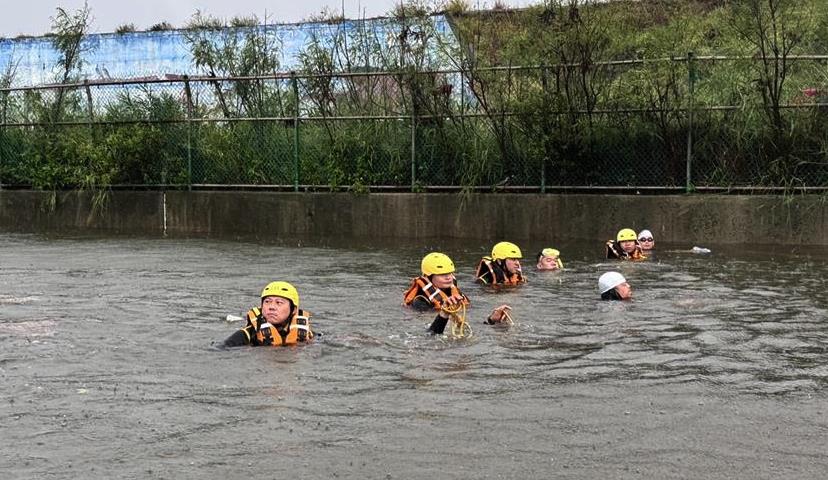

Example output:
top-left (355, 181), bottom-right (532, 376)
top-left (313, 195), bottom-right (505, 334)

top-left (1, 234), bottom-right (826, 479)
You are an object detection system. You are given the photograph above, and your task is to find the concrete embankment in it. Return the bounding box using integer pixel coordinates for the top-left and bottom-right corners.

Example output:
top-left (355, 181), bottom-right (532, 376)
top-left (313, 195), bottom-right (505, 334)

top-left (0, 190), bottom-right (825, 245)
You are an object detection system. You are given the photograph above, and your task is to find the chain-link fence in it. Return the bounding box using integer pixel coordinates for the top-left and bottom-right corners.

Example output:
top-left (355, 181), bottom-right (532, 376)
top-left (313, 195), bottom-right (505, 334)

top-left (2, 55), bottom-right (828, 191)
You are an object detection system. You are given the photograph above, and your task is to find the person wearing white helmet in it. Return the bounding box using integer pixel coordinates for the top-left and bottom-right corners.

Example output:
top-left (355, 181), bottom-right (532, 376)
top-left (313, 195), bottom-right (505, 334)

top-left (476, 241), bottom-right (527, 286)
top-left (222, 281), bottom-right (314, 347)
top-left (637, 229), bottom-right (655, 251)
top-left (405, 252), bottom-right (512, 334)
top-left (599, 272), bottom-right (632, 301)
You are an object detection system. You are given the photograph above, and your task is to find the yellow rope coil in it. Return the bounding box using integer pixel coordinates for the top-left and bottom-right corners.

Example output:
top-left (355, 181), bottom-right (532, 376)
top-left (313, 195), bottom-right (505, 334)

top-left (442, 303), bottom-right (472, 338)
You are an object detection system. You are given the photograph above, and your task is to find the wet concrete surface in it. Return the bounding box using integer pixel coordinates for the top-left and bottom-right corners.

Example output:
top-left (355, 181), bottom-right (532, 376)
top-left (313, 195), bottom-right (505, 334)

top-left (1, 234), bottom-right (826, 479)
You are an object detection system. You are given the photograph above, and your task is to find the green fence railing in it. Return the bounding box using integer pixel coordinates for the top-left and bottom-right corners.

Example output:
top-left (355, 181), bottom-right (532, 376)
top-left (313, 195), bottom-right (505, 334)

top-left (1, 56), bottom-right (828, 192)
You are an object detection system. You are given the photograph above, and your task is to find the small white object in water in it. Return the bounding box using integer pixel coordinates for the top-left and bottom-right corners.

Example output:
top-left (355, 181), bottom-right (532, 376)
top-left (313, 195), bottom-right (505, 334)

top-left (691, 246), bottom-right (712, 254)
top-left (225, 314), bottom-right (243, 322)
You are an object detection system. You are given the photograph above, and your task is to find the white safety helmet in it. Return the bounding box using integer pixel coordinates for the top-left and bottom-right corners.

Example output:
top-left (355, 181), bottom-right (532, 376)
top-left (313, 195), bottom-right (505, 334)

top-left (598, 271), bottom-right (627, 294)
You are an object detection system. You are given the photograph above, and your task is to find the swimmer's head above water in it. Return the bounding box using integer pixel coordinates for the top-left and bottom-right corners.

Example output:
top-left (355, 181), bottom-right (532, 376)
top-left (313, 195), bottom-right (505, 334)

top-left (260, 281), bottom-right (299, 324)
top-left (599, 271), bottom-right (632, 301)
top-left (421, 252), bottom-right (457, 289)
top-left (492, 241), bottom-right (523, 275)
top-left (616, 228), bottom-right (639, 254)
top-left (536, 248), bottom-right (563, 271)
top-left (638, 229), bottom-right (654, 251)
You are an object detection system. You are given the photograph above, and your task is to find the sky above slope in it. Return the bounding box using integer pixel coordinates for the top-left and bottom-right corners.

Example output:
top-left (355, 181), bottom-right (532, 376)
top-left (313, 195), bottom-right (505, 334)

top-left (1, 0), bottom-right (533, 37)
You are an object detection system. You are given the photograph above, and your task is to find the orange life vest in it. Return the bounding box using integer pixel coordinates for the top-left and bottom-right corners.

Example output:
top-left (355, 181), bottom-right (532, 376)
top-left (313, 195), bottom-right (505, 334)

top-left (403, 275), bottom-right (470, 310)
top-left (475, 258), bottom-right (526, 286)
top-left (605, 240), bottom-right (647, 261)
top-left (243, 307), bottom-right (313, 346)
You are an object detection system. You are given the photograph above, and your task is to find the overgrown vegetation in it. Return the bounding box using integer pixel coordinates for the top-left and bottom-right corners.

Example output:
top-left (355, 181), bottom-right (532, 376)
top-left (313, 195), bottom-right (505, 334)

top-left (115, 23), bottom-right (137, 34)
top-left (1, 0), bottom-right (828, 192)
top-left (148, 21), bottom-right (174, 32)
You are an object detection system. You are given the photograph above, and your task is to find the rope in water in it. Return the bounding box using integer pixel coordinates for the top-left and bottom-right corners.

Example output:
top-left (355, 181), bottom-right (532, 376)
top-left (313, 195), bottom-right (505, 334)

top-left (441, 302), bottom-right (472, 338)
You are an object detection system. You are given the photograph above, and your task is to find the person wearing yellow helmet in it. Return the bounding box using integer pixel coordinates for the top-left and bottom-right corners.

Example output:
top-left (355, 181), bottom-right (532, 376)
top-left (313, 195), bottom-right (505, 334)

top-left (404, 252), bottom-right (513, 334)
top-left (536, 248), bottom-right (564, 271)
top-left (404, 252), bottom-right (469, 311)
top-left (222, 281), bottom-right (314, 347)
top-left (606, 228), bottom-right (646, 261)
top-left (475, 241), bottom-right (527, 286)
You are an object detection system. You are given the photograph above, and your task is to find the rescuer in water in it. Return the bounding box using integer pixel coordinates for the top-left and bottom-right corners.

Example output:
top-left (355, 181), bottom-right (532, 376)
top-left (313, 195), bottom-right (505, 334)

top-left (223, 281), bottom-right (314, 347)
top-left (475, 241), bottom-right (527, 286)
top-left (598, 271), bottom-right (633, 301)
top-left (404, 252), bottom-right (512, 334)
top-left (637, 229), bottom-right (655, 252)
top-left (606, 228), bottom-right (646, 261)
top-left (536, 248), bottom-right (564, 271)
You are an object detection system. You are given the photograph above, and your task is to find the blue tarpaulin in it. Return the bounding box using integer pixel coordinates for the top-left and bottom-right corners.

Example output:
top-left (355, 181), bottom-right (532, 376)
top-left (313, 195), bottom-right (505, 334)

top-left (0, 16), bottom-right (458, 87)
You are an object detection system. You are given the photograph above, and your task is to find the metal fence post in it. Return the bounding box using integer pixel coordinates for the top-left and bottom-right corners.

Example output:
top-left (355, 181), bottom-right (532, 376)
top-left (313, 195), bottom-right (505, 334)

top-left (540, 64), bottom-right (548, 193)
top-left (183, 76), bottom-right (193, 190)
top-left (685, 52), bottom-right (696, 193)
top-left (0, 88), bottom-right (6, 190)
top-left (83, 80), bottom-right (95, 152)
top-left (83, 80), bottom-right (94, 121)
top-left (291, 72), bottom-right (300, 192)
top-left (410, 110), bottom-right (416, 192)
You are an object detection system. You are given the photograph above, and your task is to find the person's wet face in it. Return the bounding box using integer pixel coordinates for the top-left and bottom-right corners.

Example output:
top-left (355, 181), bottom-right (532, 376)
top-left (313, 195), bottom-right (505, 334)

top-left (638, 237), bottom-right (654, 250)
top-left (620, 240), bottom-right (637, 253)
top-left (504, 258), bottom-right (522, 275)
top-left (262, 296), bottom-right (293, 325)
top-left (615, 282), bottom-right (632, 300)
top-left (537, 255), bottom-right (559, 270)
top-left (431, 272), bottom-right (455, 290)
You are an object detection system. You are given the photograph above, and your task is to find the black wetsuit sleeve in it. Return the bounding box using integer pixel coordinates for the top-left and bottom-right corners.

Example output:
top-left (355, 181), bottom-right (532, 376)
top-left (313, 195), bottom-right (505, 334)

top-left (223, 327), bottom-right (253, 347)
top-left (428, 314), bottom-right (450, 334)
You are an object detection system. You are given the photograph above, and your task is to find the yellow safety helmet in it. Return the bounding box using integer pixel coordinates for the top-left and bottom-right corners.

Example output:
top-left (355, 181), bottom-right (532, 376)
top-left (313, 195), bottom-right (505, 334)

top-left (491, 241), bottom-right (523, 261)
top-left (421, 252), bottom-right (455, 276)
top-left (261, 281), bottom-right (300, 307)
top-left (617, 228), bottom-right (637, 242)
top-left (541, 248), bottom-right (560, 259)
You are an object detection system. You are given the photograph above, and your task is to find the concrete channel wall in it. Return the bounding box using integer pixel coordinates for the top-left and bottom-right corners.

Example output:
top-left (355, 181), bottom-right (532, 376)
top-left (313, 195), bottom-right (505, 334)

top-left (0, 190), bottom-right (826, 245)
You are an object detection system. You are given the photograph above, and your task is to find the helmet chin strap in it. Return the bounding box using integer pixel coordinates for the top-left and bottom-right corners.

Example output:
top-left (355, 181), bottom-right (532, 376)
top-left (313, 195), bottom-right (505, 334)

top-left (497, 259), bottom-right (520, 274)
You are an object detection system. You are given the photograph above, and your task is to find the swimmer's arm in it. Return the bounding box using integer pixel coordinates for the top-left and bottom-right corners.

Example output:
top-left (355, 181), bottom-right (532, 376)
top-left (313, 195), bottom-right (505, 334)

top-left (428, 316), bottom-right (449, 334)
top-left (223, 326), bottom-right (254, 347)
top-left (428, 311), bottom-right (450, 334)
